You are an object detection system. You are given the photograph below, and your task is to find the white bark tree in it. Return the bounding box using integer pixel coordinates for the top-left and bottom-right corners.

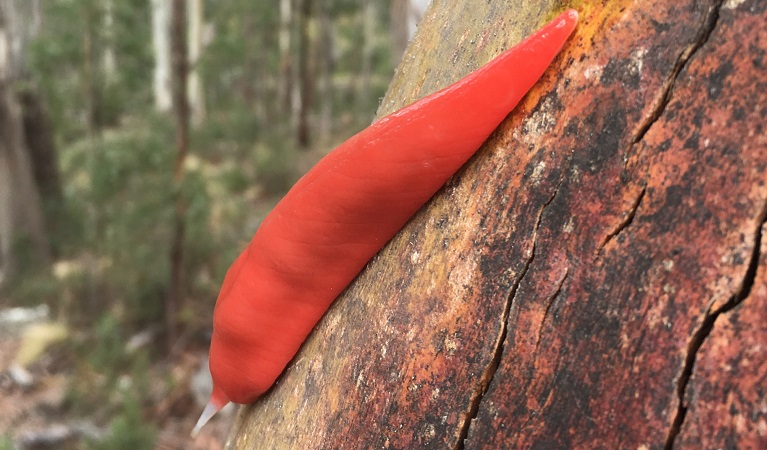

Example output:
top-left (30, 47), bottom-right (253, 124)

top-left (102, 0), bottom-right (116, 83)
top-left (317, 0), bottom-right (333, 140)
top-left (187, 0), bottom-right (205, 127)
top-left (389, 0), bottom-right (430, 65)
top-left (279, 0), bottom-right (292, 114)
top-left (152, 0), bottom-right (173, 112)
top-left (0, 0), bottom-right (49, 284)
top-left (359, 0), bottom-right (376, 101)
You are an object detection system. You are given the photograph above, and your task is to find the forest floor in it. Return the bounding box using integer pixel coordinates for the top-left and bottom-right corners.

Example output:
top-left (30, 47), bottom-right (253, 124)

top-left (0, 316), bottom-right (236, 450)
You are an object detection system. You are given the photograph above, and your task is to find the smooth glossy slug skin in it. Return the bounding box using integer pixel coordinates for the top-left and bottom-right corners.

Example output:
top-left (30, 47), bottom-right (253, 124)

top-left (193, 9), bottom-right (578, 435)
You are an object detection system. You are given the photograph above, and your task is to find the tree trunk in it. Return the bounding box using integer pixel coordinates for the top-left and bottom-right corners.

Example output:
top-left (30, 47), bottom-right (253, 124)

top-left (0, 0), bottom-right (50, 284)
top-left (315, 0), bottom-right (333, 142)
top-left (168, 0), bottom-right (189, 352)
top-left (1, 0), bottom-right (60, 251)
top-left (389, 0), bottom-right (428, 67)
top-left (389, 0), bottom-right (409, 67)
top-left (227, 0), bottom-right (767, 448)
top-left (81, 4), bottom-right (99, 133)
top-left (295, 0), bottom-right (313, 149)
top-left (187, 0), bottom-right (205, 127)
top-left (0, 83), bottom-right (50, 281)
top-left (278, 0), bottom-right (292, 117)
top-left (102, 0), bottom-right (116, 84)
top-left (18, 86), bottom-right (62, 252)
top-left (0, 0), bottom-right (39, 79)
top-left (152, 0), bottom-right (172, 112)
top-left (357, 0), bottom-right (375, 111)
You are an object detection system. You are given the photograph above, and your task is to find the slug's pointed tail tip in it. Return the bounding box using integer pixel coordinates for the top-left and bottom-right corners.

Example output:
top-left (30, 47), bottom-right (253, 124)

top-left (190, 398), bottom-right (228, 438)
top-left (557, 9), bottom-right (579, 30)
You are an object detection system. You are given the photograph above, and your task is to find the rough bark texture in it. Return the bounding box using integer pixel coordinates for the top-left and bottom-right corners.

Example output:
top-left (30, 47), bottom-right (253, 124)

top-left (168, 0), bottom-right (188, 350)
top-left (0, 0), bottom-right (51, 280)
top-left (0, 82), bottom-right (50, 279)
top-left (227, 0), bottom-right (766, 448)
top-left (18, 87), bottom-right (60, 204)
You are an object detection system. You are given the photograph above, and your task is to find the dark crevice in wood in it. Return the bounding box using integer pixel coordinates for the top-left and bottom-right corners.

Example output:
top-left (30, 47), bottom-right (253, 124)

top-left (534, 268), bottom-right (569, 358)
top-left (453, 237), bottom-right (535, 450)
top-left (597, 186), bottom-right (646, 255)
top-left (627, 0), bottom-right (724, 157)
top-left (454, 171), bottom-right (567, 450)
top-left (664, 201), bottom-right (766, 449)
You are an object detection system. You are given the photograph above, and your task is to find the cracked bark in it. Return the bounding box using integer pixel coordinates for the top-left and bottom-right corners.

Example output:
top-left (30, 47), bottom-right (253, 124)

top-left (455, 171), bottom-right (568, 450)
top-left (535, 269), bottom-right (569, 356)
top-left (227, 1), bottom-right (767, 448)
top-left (629, 0), bottom-right (724, 148)
top-left (597, 186), bottom-right (646, 254)
top-left (452, 244), bottom-right (534, 450)
top-left (665, 204), bottom-right (766, 449)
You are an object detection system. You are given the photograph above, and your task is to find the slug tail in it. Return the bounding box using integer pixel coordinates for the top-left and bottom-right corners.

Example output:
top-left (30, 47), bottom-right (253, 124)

top-left (190, 387), bottom-right (230, 437)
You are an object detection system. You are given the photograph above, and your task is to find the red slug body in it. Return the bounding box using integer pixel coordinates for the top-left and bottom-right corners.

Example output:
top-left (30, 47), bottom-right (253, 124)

top-left (194, 9), bottom-right (578, 434)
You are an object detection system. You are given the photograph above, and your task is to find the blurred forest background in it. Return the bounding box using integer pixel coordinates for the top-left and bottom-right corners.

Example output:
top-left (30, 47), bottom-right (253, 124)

top-left (0, 0), bottom-right (429, 448)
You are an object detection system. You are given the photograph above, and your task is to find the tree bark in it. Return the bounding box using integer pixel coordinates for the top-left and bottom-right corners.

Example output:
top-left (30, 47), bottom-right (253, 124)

top-left (152, 0), bottom-right (173, 112)
top-left (389, 0), bottom-right (428, 67)
top-left (295, 0), bottom-right (313, 149)
top-left (359, 0), bottom-right (375, 98)
top-left (102, 0), bottom-right (116, 83)
top-left (0, 83), bottom-right (50, 281)
top-left (316, 0), bottom-right (333, 142)
top-left (187, 0), bottom-right (205, 127)
top-left (18, 86), bottom-right (62, 251)
top-left (81, 4), bottom-right (99, 133)
top-left (0, 0), bottom-right (50, 283)
top-left (1, 0), bottom-right (59, 250)
top-left (278, 0), bottom-right (292, 117)
top-left (0, 0), bottom-right (39, 79)
top-left (389, 0), bottom-right (409, 67)
top-left (227, 0), bottom-right (767, 448)
top-left (168, 0), bottom-right (189, 352)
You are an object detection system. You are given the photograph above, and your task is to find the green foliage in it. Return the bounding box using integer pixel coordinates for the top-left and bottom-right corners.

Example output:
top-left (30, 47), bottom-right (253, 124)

top-left (29, 0), bottom-right (153, 142)
top-left (88, 314), bottom-right (127, 379)
top-left (83, 350), bottom-right (158, 450)
top-left (90, 401), bottom-right (157, 450)
top-left (3, 269), bottom-right (58, 308)
top-left (252, 134), bottom-right (301, 195)
top-left (65, 318), bottom-right (157, 449)
top-left (11, 0), bottom-right (399, 442)
top-left (0, 435), bottom-right (13, 450)
top-left (59, 122), bottom-right (175, 325)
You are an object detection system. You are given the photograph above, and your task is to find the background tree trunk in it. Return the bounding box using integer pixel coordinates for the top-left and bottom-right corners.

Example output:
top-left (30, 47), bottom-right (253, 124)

top-left (295, 0), bottom-right (313, 149)
top-left (186, 0), bottom-right (205, 127)
top-left (152, 0), bottom-right (172, 112)
top-left (356, 0), bottom-right (375, 113)
top-left (389, 0), bottom-right (428, 67)
top-left (3, 0), bottom-right (60, 225)
top-left (316, 0), bottom-right (333, 142)
top-left (278, 0), bottom-right (292, 117)
top-left (0, 0), bottom-right (51, 284)
top-left (18, 86), bottom-right (62, 251)
top-left (228, 0), bottom-right (766, 448)
top-left (0, 83), bottom-right (50, 283)
top-left (168, 0), bottom-right (189, 351)
top-left (102, 0), bottom-right (116, 84)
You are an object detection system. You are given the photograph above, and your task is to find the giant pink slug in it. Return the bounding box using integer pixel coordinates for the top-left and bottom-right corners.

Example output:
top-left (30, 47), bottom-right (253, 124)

top-left (193, 9), bottom-right (579, 434)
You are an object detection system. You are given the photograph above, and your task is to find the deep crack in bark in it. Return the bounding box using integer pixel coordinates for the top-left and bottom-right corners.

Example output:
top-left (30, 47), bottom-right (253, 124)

top-left (597, 186), bottom-right (646, 256)
top-left (453, 172), bottom-right (567, 450)
top-left (452, 228), bottom-right (536, 450)
top-left (628, 0), bottom-right (725, 155)
top-left (534, 268), bottom-right (569, 358)
top-left (663, 202), bottom-right (766, 449)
